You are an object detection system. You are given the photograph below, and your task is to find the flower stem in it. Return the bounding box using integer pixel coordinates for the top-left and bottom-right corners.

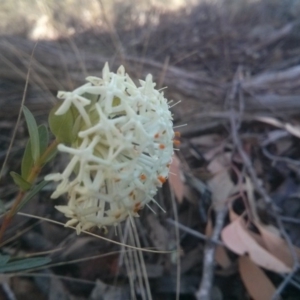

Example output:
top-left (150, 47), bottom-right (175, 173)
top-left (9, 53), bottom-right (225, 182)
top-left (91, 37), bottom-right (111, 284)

top-left (0, 139), bottom-right (60, 242)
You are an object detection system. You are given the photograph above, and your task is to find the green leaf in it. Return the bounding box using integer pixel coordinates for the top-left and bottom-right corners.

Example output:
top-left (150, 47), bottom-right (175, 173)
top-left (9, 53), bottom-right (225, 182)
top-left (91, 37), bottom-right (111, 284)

top-left (38, 125), bottom-right (49, 155)
top-left (10, 172), bottom-right (31, 191)
top-left (21, 139), bottom-right (34, 180)
top-left (48, 104), bottom-right (76, 144)
top-left (22, 126), bottom-right (50, 179)
top-left (23, 106), bottom-right (40, 163)
top-left (0, 254), bottom-right (10, 266)
top-left (16, 180), bottom-right (49, 212)
top-left (0, 257), bottom-right (51, 273)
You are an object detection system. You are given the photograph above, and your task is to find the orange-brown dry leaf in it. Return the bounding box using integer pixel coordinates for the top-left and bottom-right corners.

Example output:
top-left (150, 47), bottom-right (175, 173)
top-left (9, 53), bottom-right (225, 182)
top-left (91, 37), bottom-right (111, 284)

top-left (239, 256), bottom-right (277, 300)
top-left (255, 222), bottom-right (300, 268)
top-left (243, 175), bottom-right (300, 268)
top-left (221, 217), bottom-right (291, 273)
top-left (169, 154), bottom-right (185, 203)
top-left (221, 218), bottom-right (243, 251)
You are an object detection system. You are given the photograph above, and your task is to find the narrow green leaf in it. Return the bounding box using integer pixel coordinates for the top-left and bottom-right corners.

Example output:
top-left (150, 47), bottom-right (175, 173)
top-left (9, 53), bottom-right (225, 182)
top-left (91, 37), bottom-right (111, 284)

top-left (48, 104), bottom-right (76, 144)
top-left (21, 139), bottom-right (34, 180)
top-left (17, 180), bottom-right (49, 212)
top-left (38, 124), bottom-right (49, 155)
top-left (22, 126), bottom-right (50, 179)
top-left (0, 255), bottom-right (10, 266)
top-left (0, 257), bottom-right (51, 273)
top-left (23, 106), bottom-right (40, 162)
top-left (10, 172), bottom-right (31, 191)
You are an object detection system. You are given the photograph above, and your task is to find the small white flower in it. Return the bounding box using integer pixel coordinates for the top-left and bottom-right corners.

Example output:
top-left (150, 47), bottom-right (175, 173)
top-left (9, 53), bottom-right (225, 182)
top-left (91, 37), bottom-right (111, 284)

top-left (46, 63), bottom-right (175, 234)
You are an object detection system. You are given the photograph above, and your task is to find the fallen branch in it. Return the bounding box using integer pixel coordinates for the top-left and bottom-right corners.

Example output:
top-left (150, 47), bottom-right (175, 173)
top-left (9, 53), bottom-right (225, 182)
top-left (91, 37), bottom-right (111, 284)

top-left (195, 206), bottom-right (227, 300)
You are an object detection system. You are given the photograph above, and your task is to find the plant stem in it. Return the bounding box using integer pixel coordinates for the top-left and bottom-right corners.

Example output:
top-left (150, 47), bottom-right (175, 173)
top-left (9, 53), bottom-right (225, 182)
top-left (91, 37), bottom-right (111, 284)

top-left (0, 139), bottom-right (59, 242)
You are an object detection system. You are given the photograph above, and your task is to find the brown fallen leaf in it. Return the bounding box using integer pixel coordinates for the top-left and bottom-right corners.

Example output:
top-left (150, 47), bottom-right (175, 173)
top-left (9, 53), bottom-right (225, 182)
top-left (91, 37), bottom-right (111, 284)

top-left (221, 217), bottom-right (291, 273)
top-left (168, 154), bottom-right (185, 203)
top-left (255, 222), bottom-right (300, 268)
top-left (239, 255), bottom-right (277, 300)
top-left (243, 176), bottom-right (300, 268)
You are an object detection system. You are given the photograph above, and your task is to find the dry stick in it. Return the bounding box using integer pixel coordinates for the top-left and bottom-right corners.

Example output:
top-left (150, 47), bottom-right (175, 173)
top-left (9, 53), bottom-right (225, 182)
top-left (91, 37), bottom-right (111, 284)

top-left (262, 147), bottom-right (300, 167)
top-left (1, 282), bottom-right (15, 300)
top-left (166, 218), bottom-right (224, 246)
top-left (195, 69), bottom-right (243, 300)
top-left (195, 206), bottom-right (227, 300)
top-left (249, 22), bottom-right (296, 52)
top-left (229, 91), bottom-right (300, 300)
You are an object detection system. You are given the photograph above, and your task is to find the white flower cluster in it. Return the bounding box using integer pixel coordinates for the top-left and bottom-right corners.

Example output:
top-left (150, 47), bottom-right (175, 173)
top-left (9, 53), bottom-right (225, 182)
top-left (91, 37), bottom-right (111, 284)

top-left (45, 63), bottom-right (175, 234)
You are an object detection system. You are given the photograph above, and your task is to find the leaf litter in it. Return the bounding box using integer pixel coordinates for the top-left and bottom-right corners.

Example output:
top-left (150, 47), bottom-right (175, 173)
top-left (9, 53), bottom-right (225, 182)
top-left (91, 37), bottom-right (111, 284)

top-left (2, 0), bottom-right (300, 299)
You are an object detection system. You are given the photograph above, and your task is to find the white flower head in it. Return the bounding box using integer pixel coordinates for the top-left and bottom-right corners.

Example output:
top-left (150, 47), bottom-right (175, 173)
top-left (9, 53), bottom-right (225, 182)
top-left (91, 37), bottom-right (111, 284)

top-left (46, 63), bottom-right (175, 234)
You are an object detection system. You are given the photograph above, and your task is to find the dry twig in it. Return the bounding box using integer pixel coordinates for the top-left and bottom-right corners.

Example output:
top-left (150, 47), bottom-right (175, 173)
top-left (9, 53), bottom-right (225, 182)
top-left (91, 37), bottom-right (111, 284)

top-left (195, 206), bottom-right (227, 300)
top-left (230, 72), bottom-right (300, 300)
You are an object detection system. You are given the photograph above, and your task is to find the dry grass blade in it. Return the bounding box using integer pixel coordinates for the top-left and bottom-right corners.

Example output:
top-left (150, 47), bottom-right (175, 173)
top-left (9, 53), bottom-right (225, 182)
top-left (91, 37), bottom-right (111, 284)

top-left (17, 212), bottom-right (172, 254)
top-left (0, 43), bottom-right (38, 182)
